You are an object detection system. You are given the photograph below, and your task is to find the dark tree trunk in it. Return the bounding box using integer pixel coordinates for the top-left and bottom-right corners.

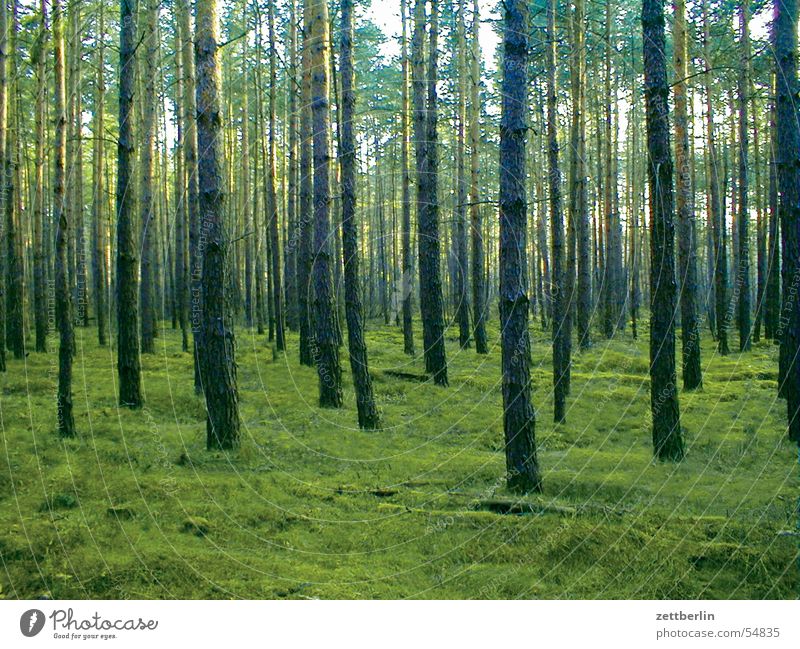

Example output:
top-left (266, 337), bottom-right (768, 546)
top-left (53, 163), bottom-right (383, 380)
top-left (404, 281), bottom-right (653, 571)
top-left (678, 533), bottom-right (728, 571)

top-left (309, 0), bottom-right (343, 407)
top-left (737, 3), bottom-right (752, 351)
top-left (774, 0), bottom-right (800, 443)
top-left (116, 0), bottom-right (143, 408)
top-left (196, 0), bottom-right (240, 449)
top-left (178, 0), bottom-right (202, 391)
top-left (285, 0), bottom-right (299, 332)
top-left (765, 75), bottom-right (780, 341)
top-left (340, 0), bottom-right (380, 429)
top-left (33, 0), bottom-right (49, 353)
top-left (400, 0), bottom-right (414, 356)
top-left (267, 0), bottom-right (285, 352)
top-left (703, 3), bottom-right (729, 355)
top-left (570, 0), bottom-right (591, 351)
top-left (54, 0), bottom-right (74, 436)
top-left (546, 0), bottom-right (567, 424)
top-left (673, 0), bottom-right (702, 390)
top-left (5, 0), bottom-right (23, 360)
top-left (469, 0), bottom-right (487, 354)
top-left (139, 0), bottom-right (158, 355)
top-left (499, 0), bottom-right (541, 493)
top-left (0, 0), bottom-right (6, 372)
top-left (412, 0), bottom-right (448, 385)
top-left (642, 0), bottom-right (683, 460)
top-left (454, 0), bottom-right (471, 350)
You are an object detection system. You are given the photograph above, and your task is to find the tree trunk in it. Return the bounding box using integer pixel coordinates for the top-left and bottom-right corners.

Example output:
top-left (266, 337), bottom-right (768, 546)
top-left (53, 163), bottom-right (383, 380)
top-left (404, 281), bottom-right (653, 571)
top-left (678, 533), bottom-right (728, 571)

top-left (468, 0), bottom-right (487, 354)
top-left (308, 0), bottom-right (343, 407)
top-left (139, 0), bottom-right (158, 354)
top-left (765, 72), bottom-right (780, 341)
top-left (116, 0), bottom-right (143, 408)
top-left (297, 6), bottom-right (314, 367)
top-left (673, 0), bottom-right (702, 389)
top-left (400, 0), bottom-right (415, 356)
top-left (412, 0), bottom-right (448, 385)
top-left (737, 3), bottom-right (752, 351)
top-left (340, 0), bottom-right (380, 429)
top-left (54, 0), bottom-right (74, 436)
top-left (642, 0), bottom-right (683, 460)
top-left (774, 0), bottom-right (800, 442)
top-left (703, 2), bottom-right (728, 355)
top-left (285, 0), bottom-right (299, 332)
top-left (546, 0), bottom-right (567, 424)
top-left (33, 0), bottom-right (49, 353)
top-left (499, 0), bottom-right (541, 493)
top-left (196, 0), bottom-right (241, 449)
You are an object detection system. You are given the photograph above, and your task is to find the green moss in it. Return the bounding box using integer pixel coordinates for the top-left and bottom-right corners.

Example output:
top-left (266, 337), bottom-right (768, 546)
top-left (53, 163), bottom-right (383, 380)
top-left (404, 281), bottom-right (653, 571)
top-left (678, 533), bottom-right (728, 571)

top-left (0, 321), bottom-right (796, 599)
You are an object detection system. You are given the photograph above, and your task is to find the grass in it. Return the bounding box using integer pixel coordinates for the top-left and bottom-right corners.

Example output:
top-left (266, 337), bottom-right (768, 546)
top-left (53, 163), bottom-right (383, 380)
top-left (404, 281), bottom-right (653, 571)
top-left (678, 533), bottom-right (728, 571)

top-left (0, 317), bottom-right (797, 599)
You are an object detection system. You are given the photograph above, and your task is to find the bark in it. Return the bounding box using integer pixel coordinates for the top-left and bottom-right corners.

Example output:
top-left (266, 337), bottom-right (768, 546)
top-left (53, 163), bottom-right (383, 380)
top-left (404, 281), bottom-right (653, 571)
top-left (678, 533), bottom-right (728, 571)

top-left (412, 0), bottom-right (448, 385)
top-left (774, 0), bottom-right (800, 442)
top-left (454, 0), bottom-right (471, 349)
top-left (703, 2), bottom-right (728, 355)
top-left (178, 0), bottom-right (202, 390)
top-left (642, 0), bottom-right (683, 460)
top-left (33, 0), bottom-right (49, 353)
top-left (0, 0), bottom-right (6, 372)
top-left (546, 0), bottom-right (567, 424)
top-left (308, 0), bottom-right (343, 407)
top-left (673, 0), bottom-right (702, 389)
top-left (139, 0), bottom-right (158, 354)
top-left (737, 3), bottom-right (752, 351)
top-left (285, 0), bottom-right (299, 332)
top-left (173, 4), bottom-right (188, 351)
top-left (469, 0), bottom-right (487, 354)
top-left (499, 0), bottom-right (541, 493)
top-left (765, 72), bottom-right (780, 341)
top-left (54, 0), bottom-right (74, 436)
top-left (401, 0), bottom-right (414, 355)
top-left (5, 0), bottom-right (23, 359)
top-left (116, 0), bottom-right (142, 408)
top-left (340, 0), bottom-right (380, 429)
top-left (297, 7), bottom-right (314, 367)
top-left (267, 0), bottom-right (285, 351)
top-left (570, 0), bottom-right (590, 351)
top-left (196, 0), bottom-right (241, 449)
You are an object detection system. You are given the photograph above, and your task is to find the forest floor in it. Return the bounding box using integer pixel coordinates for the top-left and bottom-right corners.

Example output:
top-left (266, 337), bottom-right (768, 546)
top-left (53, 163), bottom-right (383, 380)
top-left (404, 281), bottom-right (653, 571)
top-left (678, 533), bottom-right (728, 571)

top-left (0, 318), bottom-right (797, 599)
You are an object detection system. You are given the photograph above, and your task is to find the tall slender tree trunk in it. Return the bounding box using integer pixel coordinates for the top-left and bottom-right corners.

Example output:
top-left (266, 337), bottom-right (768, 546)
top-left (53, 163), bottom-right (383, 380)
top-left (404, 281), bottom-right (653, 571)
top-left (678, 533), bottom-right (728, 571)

top-left (0, 0), bottom-right (6, 372)
top-left (196, 0), bottom-right (240, 449)
top-left (499, 0), bottom-right (541, 493)
top-left (173, 4), bottom-right (189, 351)
top-left (454, 0), bottom-right (471, 349)
top-left (546, 0), bottom-right (567, 424)
top-left (400, 0), bottom-right (415, 356)
top-left (643, 0), bottom-right (683, 460)
top-left (5, 0), bottom-right (23, 359)
top-left (308, 0), bottom-right (343, 407)
top-left (736, 4), bottom-right (752, 351)
top-left (54, 0), bottom-right (74, 436)
top-left (297, 7), bottom-right (314, 367)
top-left (267, 0), bottom-right (285, 351)
top-left (412, 0), bottom-right (448, 385)
top-left (765, 72), bottom-right (780, 341)
top-left (703, 2), bottom-right (728, 355)
top-left (139, 0), bottom-right (158, 354)
top-left (673, 0), bottom-right (702, 389)
top-left (468, 0), bottom-right (487, 354)
top-left (775, 0), bottom-right (800, 442)
top-left (340, 0), bottom-right (379, 429)
top-left (178, 0), bottom-right (202, 391)
top-left (33, 0), bottom-right (49, 353)
top-left (285, 0), bottom-right (299, 332)
top-left (116, 0), bottom-right (142, 408)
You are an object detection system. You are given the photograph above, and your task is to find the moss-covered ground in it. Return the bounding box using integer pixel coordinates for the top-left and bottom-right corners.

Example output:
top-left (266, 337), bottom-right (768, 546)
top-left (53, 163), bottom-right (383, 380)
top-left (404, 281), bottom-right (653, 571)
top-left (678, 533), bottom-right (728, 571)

top-left (0, 319), bottom-right (797, 599)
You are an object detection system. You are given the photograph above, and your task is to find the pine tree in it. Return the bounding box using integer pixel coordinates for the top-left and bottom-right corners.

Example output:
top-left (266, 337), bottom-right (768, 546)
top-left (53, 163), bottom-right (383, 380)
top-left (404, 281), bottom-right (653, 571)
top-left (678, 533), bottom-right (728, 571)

top-left (499, 0), bottom-right (541, 492)
top-left (116, 0), bottom-right (143, 408)
top-left (196, 0), bottom-right (241, 449)
top-left (643, 0), bottom-right (683, 460)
